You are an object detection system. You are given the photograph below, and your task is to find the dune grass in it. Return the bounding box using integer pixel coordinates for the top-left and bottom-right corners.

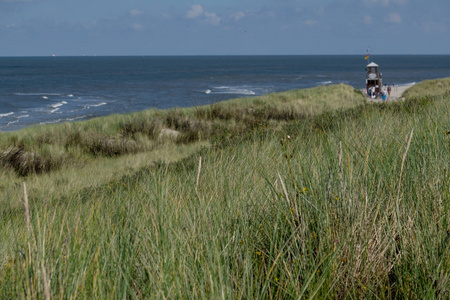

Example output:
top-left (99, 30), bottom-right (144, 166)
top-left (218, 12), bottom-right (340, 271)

top-left (0, 84), bottom-right (363, 202)
top-left (403, 78), bottom-right (450, 99)
top-left (0, 80), bottom-right (449, 299)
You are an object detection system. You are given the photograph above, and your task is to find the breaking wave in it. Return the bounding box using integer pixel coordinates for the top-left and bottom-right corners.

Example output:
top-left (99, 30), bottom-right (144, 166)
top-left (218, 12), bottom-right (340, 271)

top-left (205, 86), bottom-right (256, 95)
top-left (50, 101), bottom-right (68, 108)
top-left (83, 102), bottom-right (107, 109)
top-left (0, 112), bottom-right (14, 118)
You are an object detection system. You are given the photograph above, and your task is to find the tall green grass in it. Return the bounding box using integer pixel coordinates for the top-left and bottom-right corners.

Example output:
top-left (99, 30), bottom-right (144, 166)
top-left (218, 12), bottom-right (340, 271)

top-left (0, 84), bottom-right (364, 205)
top-left (0, 80), bottom-right (449, 298)
top-left (0, 85), bottom-right (363, 177)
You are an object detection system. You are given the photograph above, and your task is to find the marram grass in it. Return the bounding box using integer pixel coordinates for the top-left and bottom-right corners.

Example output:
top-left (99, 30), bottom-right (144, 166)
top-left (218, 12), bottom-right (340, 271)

top-left (0, 84), bottom-right (364, 204)
top-left (0, 80), bottom-right (449, 299)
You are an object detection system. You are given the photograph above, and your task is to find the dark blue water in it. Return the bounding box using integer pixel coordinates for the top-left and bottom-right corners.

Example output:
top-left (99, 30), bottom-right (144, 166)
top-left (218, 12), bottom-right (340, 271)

top-left (1, 55), bottom-right (449, 131)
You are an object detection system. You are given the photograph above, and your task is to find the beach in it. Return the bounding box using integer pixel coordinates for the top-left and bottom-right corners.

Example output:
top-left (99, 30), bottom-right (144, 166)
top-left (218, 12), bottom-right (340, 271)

top-left (365, 83), bottom-right (415, 103)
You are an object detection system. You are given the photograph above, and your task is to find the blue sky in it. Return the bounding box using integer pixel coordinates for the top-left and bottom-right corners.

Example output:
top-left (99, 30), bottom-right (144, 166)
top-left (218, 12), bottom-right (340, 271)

top-left (1, 0), bottom-right (449, 56)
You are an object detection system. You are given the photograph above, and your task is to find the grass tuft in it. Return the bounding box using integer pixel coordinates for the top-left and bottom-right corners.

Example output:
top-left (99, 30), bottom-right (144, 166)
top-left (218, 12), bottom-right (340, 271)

top-left (0, 146), bottom-right (64, 176)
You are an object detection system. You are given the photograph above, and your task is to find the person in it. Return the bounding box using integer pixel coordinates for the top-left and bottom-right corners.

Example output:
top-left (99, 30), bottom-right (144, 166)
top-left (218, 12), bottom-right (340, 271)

top-left (382, 90), bottom-right (387, 101)
top-left (387, 85), bottom-right (391, 96)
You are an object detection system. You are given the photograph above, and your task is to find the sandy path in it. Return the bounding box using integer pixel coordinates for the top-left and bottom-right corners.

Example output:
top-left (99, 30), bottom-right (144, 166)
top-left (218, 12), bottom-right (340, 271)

top-left (365, 83), bottom-right (414, 103)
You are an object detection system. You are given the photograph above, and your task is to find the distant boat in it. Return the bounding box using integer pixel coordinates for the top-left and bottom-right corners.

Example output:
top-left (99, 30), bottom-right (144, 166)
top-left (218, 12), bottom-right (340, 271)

top-left (51, 54), bottom-right (56, 57)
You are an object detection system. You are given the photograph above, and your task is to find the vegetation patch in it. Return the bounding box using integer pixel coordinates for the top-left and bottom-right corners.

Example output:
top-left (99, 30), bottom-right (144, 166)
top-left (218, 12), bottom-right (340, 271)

top-left (0, 79), bottom-right (449, 298)
top-left (0, 84), bottom-right (364, 177)
top-left (0, 146), bottom-right (63, 176)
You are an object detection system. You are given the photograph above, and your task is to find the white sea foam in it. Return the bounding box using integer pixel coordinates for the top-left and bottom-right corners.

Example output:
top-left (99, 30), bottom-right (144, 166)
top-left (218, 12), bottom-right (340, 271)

top-left (233, 89), bottom-right (256, 95)
top-left (91, 102), bottom-right (107, 107)
top-left (83, 102), bottom-right (107, 109)
top-left (67, 115), bottom-right (89, 121)
top-left (0, 112), bottom-right (14, 118)
top-left (319, 81), bottom-right (333, 85)
top-left (40, 119), bottom-right (62, 125)
top-left (3, 114), bottom-right (30, 126)
top-left (7, 120), bottom-right (19, 126)
top-left (39, 115), bottom-right (90, 125)
top-left (15, 93), bottom-right (62, 96)
top-left (49, 108), bottom-right (60, 114)
top-left (67, 94), bottom-right (74, 97)
top-left (50, 101), bottom-right (68, 108)
top-left (207, 86), bottom-right (256, 95)
top-left (42, 96), bottom-right (48, 100)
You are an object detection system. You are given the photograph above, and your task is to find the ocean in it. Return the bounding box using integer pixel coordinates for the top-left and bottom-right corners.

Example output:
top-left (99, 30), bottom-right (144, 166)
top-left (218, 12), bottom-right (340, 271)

top-left (1, 55), bottom-right (449, 131)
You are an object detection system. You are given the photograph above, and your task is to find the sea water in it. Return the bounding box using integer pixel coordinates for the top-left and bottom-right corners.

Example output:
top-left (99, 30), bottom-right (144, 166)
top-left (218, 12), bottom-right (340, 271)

top-left (1, 55), bottom-right (449, 131)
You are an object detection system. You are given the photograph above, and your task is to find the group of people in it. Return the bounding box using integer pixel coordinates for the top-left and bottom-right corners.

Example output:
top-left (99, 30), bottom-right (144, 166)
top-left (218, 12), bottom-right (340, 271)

top-left (367, 84), bottom-right (392, 101)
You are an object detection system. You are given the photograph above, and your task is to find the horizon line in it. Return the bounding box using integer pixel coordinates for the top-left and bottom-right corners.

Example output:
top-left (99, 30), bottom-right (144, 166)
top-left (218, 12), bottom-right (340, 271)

top-left (1, 53), bottom-right (450, 58)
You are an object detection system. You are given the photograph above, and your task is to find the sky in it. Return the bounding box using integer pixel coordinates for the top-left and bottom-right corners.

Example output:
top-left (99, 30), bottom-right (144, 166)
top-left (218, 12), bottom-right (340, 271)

top-left (1, 0), bottom-right (449, 56)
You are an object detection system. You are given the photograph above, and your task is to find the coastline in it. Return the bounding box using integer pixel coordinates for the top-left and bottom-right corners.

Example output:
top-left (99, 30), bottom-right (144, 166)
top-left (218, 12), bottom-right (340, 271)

top-left (1, 77), bottom-right (449, 299)
top-left (1, 82), bottom-right (414, 133)
top-left (2, 55), bottom-right (450, 132)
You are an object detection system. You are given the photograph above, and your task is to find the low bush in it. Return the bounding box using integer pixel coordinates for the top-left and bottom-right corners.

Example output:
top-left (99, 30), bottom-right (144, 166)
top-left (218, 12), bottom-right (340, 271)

top-left (120, 118), bottom-right (162, 139)
top-left (0, 146), bottom-right (63, 176)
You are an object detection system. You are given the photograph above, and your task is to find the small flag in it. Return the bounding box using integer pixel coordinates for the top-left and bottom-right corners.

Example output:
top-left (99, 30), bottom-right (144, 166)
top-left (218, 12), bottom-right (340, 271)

top-left (364, 54), bottom-right (370, 60)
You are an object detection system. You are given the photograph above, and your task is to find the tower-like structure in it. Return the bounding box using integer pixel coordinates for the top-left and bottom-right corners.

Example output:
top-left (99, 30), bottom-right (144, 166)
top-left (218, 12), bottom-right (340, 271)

top-left (366, 62), bottom-right (382, 94)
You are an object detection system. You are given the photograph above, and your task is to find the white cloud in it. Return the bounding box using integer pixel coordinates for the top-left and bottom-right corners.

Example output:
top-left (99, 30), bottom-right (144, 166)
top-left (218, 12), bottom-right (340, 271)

top-left (186, 4), bottom-right (221, 26)
top-left (303, 20), bottom-right (318, 26)
top-left (130, 9), bottom-right (144, 17)
top-left (186, 5), bottom-right (204, 19)
top-left (364, 15), bottom-right (372, 24)
top-left (422, 21), bottom-right (446, 33)
top-left (385, 12), bottom-right (402, 23)
top-left (205, 12), bottom-right (221, 26)
top-left (132, 23), bottom-right (144, 30)
top-left (230, 11), bottom-right (245, 21)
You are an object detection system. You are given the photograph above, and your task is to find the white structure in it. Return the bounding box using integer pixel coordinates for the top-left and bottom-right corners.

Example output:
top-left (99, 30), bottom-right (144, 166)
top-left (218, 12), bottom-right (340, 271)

top-left (366, 62), bottom-right (383, 94)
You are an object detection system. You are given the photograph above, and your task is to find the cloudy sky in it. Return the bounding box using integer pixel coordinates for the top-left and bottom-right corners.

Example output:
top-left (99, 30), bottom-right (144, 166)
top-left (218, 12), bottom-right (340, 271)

top-left (1, 0), bottom-right (449, 56)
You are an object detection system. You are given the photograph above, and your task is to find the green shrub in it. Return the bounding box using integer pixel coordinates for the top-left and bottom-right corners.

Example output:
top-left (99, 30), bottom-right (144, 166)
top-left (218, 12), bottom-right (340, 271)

top-left (0, 146), bottom-right (64, 176)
